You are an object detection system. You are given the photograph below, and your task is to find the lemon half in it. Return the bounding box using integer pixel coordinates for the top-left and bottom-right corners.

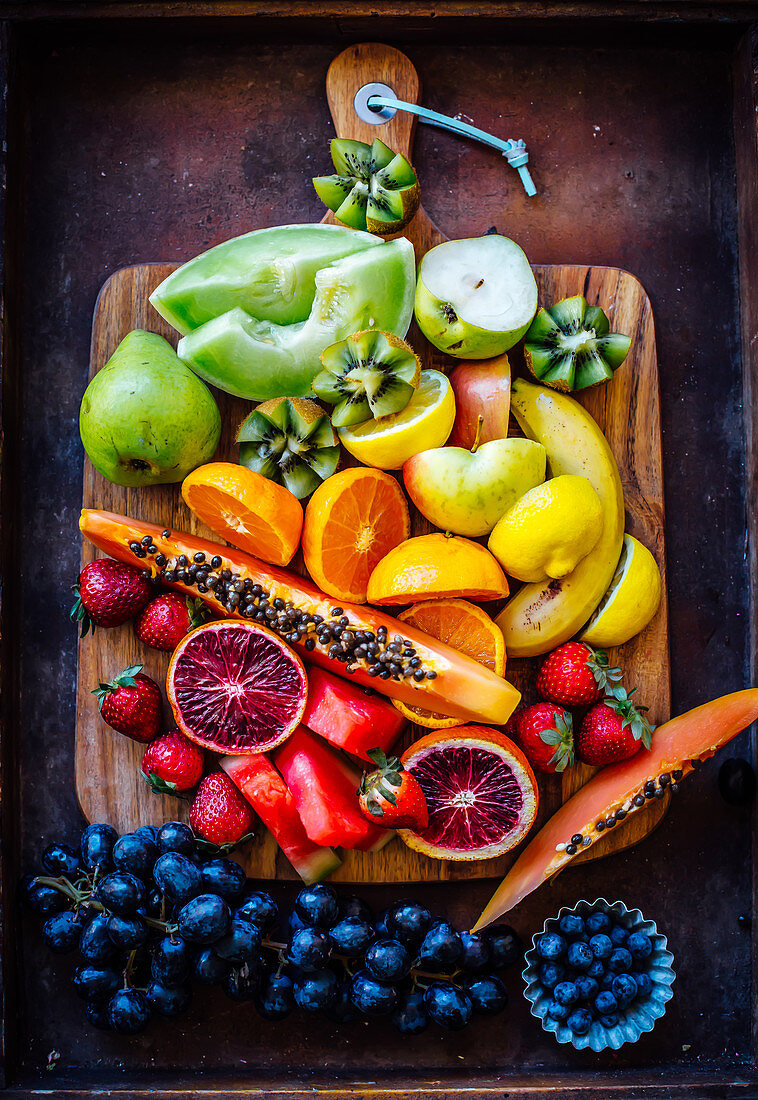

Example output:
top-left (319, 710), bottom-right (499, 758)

top-left (579, 533), bottom-right (662, 647)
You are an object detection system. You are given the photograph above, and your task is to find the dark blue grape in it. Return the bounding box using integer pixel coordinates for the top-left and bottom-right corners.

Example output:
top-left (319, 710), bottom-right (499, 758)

top-left (424, 982), bottom-right (472, 1031)
top-left (338, 894), bottom-right (372, 923)
top-left (151, 936), bottom-right (190, 986)
top-left (80, 823), bottom-right (117, 871)
top-left (589, 933), bottom-right (613, 960)
top-left (553, 981), bottom-right (579, 1006)
top-left (256, 973), bottom-right (295, 1020)
top-left (112, 833), bottom-right (157, 880)
top-left (464, 974), bottom-right (508, 1015)
top-left (288, 927), bottom-right (332, 972)
top-left (386, 900), bottom-right (431, 946)
top-left (607, 947), bottom-right (633, 973)
top-left (200, 858), bottom-right (246, 900)
top-left (574, 974), bottom-right (599, 1002)
top-left (609, 924), bottom-right (629, 947)
top-left (42, 910), bottom-right (85, 954)
top-left (212, 917), bottom-right (261, 964)
top-left (85, 1001), bottom-right (112, 1031)
top-left (459, 931), bottom-right (491, 972)
top-left (350, 970), bottom-right (398, 1016)
top-left (391, 989), bottom-right (428, 1034)
top-left (236, 891), bottom-right (278, 932)
top-left (20, 876), bottom-right (68, 915)
top-left (153, 853), bottom-right (202, 908)
top-left (42, 842), bottom-right (80, 876)
top-left (366, 939), bottom-right (410, 982)
top-left (146, 888), bottom-right (163, 916)
top-left (293, 968), bottom-right (339, 1012)
top-left (558, 913), bottom-right (586, 940)
top-left (536, 932), bottom-right (567, 961)
top-left (585, 911), bottom-right (611, 935)
top-left (567, 1007), bottom-right (593, 1035)
top-left (566, 941), bottom-right (593, 972)
top-left (107, 915), bottom-right (148, 950)
top-left (374, 909), bottom-right (392, 937)
top-left (80, 914), bottom-right (117, 964)
top-left (157, 821), bottom-right (196, 856)
top-left (417, 921), bottom-right (462, 969)
top-left (96, 872), bottom-right (145, 916)
top-left (73, 964), bottom-right (121, 1003)
top-left (627, 932), bottom-right (653, 960)
top-left (177, 894), bottom-right (231, 945)
top-left (134, 825), bottom-right (159, 845)
top-left (224, 961), bottom-right (262, 1001)
top-left (295, 884), bottom-right (339, 928)
top-left (329, 917), bottom-right (374, 957)
top-left (107, 988), bottom-right (151, 1034)
top-left (486, 924), bottom-right (521, 969)
top-left (325, 982), bottom-right (360, 1023)
top-left (539, 961), bottom-right (566, 989)
top-left (612, 973), bottom-right (638, 1007)
top-left (633, 971), bottom-right (653, 999)
top-left (288, 908), bottom-right (309, 937)
top-left (193, 947), bottom-right (230, 986)
top-left (145, 979), bottom-right (192, 1018)
top-left (594, 990), bottom-right (618, 1015)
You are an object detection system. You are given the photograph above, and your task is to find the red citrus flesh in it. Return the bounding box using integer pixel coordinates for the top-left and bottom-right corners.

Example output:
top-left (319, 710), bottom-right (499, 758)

top-left (167, 621), bottom-right (307, 755)
top-left (399, 727), bottom-right (538, 861)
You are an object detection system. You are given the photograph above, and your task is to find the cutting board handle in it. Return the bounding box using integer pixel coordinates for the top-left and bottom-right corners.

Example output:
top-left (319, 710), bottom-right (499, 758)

top-left (325, 43), bottom-right (420, 162)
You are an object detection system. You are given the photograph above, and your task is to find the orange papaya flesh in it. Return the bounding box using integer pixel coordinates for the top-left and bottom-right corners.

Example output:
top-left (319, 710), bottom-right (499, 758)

top-left (472, 689), bottom-right (758, 930)
top-left (79, 509), bottom-right (520, 726)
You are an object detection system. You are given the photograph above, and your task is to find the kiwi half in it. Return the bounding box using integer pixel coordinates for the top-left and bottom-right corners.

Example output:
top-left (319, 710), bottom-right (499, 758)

top-left (236, 396), bottom-right (339, 499)
top-left (313, 329), bottom-right (421, 428)
top-left (313, 138), bottom-right (420, 235)
top-left (523, 295), bottom-right (632, 392)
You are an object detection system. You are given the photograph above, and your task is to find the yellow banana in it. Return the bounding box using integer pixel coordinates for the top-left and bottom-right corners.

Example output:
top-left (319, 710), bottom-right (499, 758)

top-left (496, 379), bottom-right (625, 657)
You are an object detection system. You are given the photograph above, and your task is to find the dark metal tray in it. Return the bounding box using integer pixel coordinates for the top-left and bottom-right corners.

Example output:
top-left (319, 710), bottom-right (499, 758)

top-left (1, 5), bottom-right (757, 1097)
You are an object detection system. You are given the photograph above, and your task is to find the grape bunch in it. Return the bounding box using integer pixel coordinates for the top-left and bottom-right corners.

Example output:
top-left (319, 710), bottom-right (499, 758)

top-left (22, 821), bottom-right (522, 1035)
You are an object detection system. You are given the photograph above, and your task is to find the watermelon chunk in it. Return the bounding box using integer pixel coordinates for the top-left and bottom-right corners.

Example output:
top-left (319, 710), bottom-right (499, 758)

top-left (221, 753), bottom-right (340, 884)
top-left (274, 725), bottom-right (391, 851)
top-left (302, 664), bottom-right (407, 762)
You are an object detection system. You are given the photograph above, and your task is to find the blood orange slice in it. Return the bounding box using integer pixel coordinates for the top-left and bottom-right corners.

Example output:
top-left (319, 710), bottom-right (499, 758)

top-left (399, 727), bottom-right (538, 861)
top-left (167, 621), bottom-right (307, 755)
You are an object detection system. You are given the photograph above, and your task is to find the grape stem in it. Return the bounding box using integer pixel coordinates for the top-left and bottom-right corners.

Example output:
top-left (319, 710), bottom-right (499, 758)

top-left (32, 875), bottom-right (177, 935)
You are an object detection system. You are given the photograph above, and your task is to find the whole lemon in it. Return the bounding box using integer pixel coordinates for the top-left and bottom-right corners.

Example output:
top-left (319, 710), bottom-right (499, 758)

top-left (488, 475), bottom-right (603, 583)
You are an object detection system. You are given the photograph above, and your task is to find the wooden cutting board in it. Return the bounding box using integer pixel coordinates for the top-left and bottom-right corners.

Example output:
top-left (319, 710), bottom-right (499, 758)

top-left (75, 43), bottom-right (670, 883)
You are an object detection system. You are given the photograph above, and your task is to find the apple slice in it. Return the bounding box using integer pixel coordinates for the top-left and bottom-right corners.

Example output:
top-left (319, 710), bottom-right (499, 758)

top-left (414, 235), bottom-right (538, 359)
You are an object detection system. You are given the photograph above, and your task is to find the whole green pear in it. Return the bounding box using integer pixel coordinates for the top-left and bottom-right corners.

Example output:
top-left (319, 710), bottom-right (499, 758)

top-left (79, 329), bottom-right (221, 487)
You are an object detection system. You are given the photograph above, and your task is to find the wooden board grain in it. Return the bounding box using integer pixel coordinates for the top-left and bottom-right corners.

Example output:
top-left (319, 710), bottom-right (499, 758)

top-left (75, 42), bottom-right (669, 882)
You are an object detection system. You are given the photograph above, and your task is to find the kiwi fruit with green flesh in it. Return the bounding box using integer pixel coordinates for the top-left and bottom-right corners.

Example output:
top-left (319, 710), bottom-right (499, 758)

top-left (313, 329), bottom-right (421, 429)
top-left (523, 295), bottom-right (632, 392)
top-left (236, 397), bottom-right (339, 499)
top-left (313, 138), bottom-right (420, 235)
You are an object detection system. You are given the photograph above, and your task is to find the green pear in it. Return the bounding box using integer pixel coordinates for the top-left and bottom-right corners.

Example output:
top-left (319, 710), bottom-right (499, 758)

top-left (403, 426), bottom-right (546, 537)
top-left (79, 329), bottom-right (221, 487)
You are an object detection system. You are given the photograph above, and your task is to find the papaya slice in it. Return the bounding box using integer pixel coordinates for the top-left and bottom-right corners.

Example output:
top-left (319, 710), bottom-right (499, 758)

top-left (79, 509), bottom-right (520, 726)
top-left (473, 689), bottom-right (758, 930)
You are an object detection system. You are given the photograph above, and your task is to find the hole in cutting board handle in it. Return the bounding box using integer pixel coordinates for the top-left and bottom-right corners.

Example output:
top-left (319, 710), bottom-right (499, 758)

top-left (354, 82), bottom-right (397, 124)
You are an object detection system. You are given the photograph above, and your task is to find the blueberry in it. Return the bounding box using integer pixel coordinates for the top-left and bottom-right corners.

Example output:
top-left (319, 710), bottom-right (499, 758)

top-left (107, 915), bottom-right (148, 950)
top-left (80, 914), bottom-right (117, 964)
top-left (107, 988), bottom-right (151, 1034)
top-left (558, 913), bottom-right (586, 940)
top-left (539, 961), bottom-right (566, 989)
top-left (366, 939), bottom-right (410, 982)
top-left (612, 973), bottom-right (638, 1007)
top-left (193, 947), bottom-right (231, 986)
top-left (567, 1007), bottom-right (593, 1035)
top-left (609, 924), bottom-right (629, 947)
top-left (536, 932), bottom-right (566, 961)
top-left (80, 823), bottom-right (117, 871)
top-left (585, 910), bottom-right (611, 935)
top-left (392, 989), bottom-right (429, 1034)
top-left (256, 973), bottom-right (294, 1020)
top-left (42, 841), bottom-right (80, 876)
top-left (153, 853), bottom-right (202, 908)
top-left (151, 936), bottom-right (190, 986)
top-left (294, 968), bottom-right (339, 1012)
top-left (633, 971), bottom-right (653, 999)
top-left (386, 900), bottom-right (432, 946)
top-left (96, 872), bottom-right (145, 916)
top-left (73, 964), bottom-right (121, 1003)
top-left (350, 970), bottom-right (398, 1016)
top-left (325, 982), bottom-right (360, 1024)
top-left (459, 931), bottom-right (491, 972)
top-left (586, 957), bottom-right (606, 980)
top-left (574, 974), bottom-right (599, 1002)
top-left (627, 932), bottom-right (653, 960)
top-left (566, 941), bottom-right (593, 972)
top-left (339, 894), bottom-right (373, 923)
top-left (599, 1012), bottom-right (620, 1027)
top-left (112, 833), bottom-right (157, 880)
top-left (146, 979), bottom-right (192, 1017)
top-left (42, 910), bottom-right (85, 953)
top-left (329, 916), bottom-right (374, 957)
top-left (224, 960), bottom-right (262, 1001)
top-left (86, 1001), bottom-right (112, 1031)
top-left (589, 933), bottom-right (613, 960)
top-left (546, 1000), bottom-right (569, 1021)
top-left (288, 927), bottom-right (332, 971)
top-left (20, 876), bottom-right (68, 915)
top-left (157, 821), bottom-right (196, 856)
top-left (200, 858), bottom-right (246, 900)
top-left (607, 947), bottom-right (633, 973)
top-left (417, 921), bottom-right (462, 969)
top-left (553, 981), bottom-right (579, 1007)
top-left (236, 891), bottom-right (278, 932)
top-left (295, 884), bottom-right (339, 928)
top-left (177, 894), bottom-right (231, 945)
top-left (213, 916), bottom-right (261, 964)
top-left (424, 982), bottom-right (473, 1031)
top-left (485, 924), bottom-right (522, 969)
top-left (464, 974), bottom-right (508, 1015)
top-left (594, 990), bottom-right (618, 1015)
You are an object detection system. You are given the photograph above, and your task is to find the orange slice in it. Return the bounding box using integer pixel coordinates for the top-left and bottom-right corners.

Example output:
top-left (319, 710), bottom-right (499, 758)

top-left (182, 462), bottom-right (303, 567)
top-left (394, 599), bottom-right (506, 729)
top-left (367, 533), bottom-right (509, 605)
top-left (302, 467), bottom-right (410, 603)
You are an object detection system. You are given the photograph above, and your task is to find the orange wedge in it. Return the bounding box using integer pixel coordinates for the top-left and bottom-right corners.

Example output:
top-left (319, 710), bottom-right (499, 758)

top-left (394, 599), bottom-right (506, 728)
top-left (302, 467), bottom-right (410, 603)
top-left (367, 533), bottom-right (509, 606)
top-left (182, 462), bottom-right (303, 567)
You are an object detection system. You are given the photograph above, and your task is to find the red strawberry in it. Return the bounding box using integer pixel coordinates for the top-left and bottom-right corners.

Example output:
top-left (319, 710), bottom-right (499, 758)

top-left (189, 771), bottom-right (256, 850)
top-left (141, 729), bottom-right (205, 794)
top-left (71, 559), bottom-right (152, 636)
top-left (512, 703), bottom-right (575, 774)
top-left (135, 594), bottom-right (210, 652)
top-left (536, 642), bottom-right (622, 707)
top-left (93, 664), bottom-right (162, 743)
top-left (576, 687), bottom-right (654, 766)
top-left (358, 749), bottom-right (429, 830)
